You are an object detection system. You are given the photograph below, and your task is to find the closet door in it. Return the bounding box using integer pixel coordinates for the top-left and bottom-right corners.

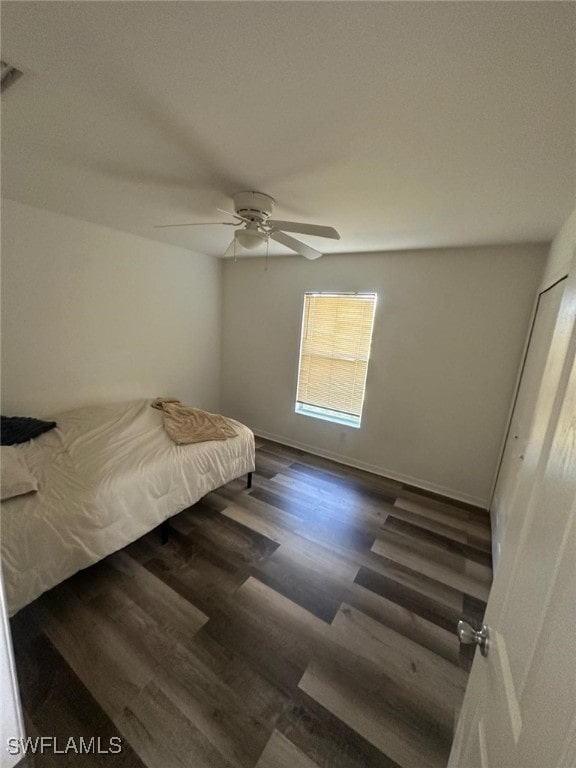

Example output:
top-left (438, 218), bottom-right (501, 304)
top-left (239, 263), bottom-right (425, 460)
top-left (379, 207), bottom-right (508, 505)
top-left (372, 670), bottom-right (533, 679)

top-left (490, 277), bottom-right (565, 566)
top-left (449, 254), bottom-right (576, 768)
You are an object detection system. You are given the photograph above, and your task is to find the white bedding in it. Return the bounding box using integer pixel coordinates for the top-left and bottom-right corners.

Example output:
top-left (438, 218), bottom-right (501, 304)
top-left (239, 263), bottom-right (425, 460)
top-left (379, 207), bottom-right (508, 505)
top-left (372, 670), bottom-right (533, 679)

top-left (0, 399), bottom-right (255, 615)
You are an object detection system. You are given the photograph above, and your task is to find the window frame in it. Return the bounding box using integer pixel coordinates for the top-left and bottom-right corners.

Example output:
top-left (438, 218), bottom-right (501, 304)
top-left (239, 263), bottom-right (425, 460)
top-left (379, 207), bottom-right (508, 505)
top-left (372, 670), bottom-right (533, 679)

top-left (294, 291), bottom-right (377, 429)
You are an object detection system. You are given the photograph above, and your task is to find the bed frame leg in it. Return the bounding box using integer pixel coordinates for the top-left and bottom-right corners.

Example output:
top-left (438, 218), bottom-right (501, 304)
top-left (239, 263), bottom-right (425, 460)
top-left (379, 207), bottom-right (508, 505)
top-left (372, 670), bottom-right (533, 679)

top-left (247, 472), bottom-right (253, 489)
top-left (160, 519), bottom-right (170, 545)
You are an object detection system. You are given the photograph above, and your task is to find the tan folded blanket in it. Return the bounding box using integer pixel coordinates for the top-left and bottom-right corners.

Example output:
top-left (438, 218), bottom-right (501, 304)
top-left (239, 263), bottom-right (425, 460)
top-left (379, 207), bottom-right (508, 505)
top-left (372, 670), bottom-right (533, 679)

top-left (151, 398), bottom-right (237, 445)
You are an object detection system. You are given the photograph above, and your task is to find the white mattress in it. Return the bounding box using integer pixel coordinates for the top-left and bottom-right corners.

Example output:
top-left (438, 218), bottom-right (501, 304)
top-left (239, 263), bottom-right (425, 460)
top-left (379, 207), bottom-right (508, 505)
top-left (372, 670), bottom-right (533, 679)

top-left (0, 399), bottom-right (255, 615)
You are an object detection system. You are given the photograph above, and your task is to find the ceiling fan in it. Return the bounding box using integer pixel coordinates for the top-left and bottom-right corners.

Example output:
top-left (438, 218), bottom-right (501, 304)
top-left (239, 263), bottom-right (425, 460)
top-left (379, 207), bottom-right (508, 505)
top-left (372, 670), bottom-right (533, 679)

top-left (154, 191), bottom-right (340, 259)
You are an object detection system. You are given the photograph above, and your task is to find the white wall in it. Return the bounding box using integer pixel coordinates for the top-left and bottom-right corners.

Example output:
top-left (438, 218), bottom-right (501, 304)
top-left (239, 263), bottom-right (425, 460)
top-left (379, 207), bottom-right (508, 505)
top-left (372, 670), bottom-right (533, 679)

top-left (540, 207), bottom-right (576, 290)
top-left (222, 245), bottom-right (546, 506)
top-left (1, 199), bottom-right (222, 416)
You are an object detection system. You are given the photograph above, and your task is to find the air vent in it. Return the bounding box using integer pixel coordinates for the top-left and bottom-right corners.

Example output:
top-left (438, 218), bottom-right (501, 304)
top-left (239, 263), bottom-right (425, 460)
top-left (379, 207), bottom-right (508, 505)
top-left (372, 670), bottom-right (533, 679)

top-left (1, 61), bottom-right (23, 93)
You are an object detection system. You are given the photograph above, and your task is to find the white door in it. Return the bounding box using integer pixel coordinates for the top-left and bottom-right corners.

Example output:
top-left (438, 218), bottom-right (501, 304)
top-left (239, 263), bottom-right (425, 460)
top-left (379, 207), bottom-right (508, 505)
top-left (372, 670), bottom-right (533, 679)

top-left (449, 256), bottom-right (576, 768)
top-left (0, 569), bottom-right (25, 768)
top-left (490, 278), bottom-right (565, 566)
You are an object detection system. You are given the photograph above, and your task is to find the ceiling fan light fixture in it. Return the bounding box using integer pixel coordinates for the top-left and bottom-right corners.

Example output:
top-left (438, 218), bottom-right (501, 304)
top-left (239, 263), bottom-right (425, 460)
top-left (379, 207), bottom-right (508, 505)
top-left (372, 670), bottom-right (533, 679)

top-left (235, 229), bottom-right (265, 250)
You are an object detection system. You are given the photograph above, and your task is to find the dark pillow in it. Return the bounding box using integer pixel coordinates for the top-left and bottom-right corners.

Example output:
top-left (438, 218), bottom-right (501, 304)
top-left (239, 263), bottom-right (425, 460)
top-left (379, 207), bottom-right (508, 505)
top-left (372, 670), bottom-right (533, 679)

top-left (1, 415), bottom-right (57, 445)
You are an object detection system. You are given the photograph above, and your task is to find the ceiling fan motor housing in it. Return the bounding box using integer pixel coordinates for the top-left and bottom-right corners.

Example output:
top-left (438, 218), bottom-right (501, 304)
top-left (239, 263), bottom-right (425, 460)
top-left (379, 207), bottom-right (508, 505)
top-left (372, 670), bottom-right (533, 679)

top-left (233, 191), bottom-right (275, 222)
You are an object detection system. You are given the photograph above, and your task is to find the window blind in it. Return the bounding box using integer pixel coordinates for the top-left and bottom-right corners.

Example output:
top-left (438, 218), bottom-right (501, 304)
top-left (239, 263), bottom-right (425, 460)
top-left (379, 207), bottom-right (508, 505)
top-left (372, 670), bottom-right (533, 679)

top-left (296, 293), bottom-right (377, 420)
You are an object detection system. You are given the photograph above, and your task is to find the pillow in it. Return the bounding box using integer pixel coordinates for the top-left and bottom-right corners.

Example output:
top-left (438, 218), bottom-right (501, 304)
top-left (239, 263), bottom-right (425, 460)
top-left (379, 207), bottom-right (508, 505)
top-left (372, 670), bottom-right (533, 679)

top-left (1, 446), bottom-right (38, 501)
top-left (0, 415), bottom-right (57, 445)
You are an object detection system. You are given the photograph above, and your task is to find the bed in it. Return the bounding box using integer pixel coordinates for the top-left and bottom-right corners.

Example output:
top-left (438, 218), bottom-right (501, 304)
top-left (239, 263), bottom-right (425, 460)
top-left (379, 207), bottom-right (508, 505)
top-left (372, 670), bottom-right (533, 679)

top-left (0, 398), bottom-right (255, 615)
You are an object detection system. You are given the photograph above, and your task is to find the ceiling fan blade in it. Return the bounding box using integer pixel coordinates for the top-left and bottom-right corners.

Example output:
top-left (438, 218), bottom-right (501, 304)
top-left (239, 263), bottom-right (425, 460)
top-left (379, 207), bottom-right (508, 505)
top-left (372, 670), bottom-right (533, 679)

top-left (270, 231), bottom-right (323, 260)
top-left (268, 220), bottom-right (340, 240)
top-left (223, 239), bottom-right (238, 259)
top-left (153, 221), bottom-right (236, 228)
top-left (217, 208), bottom-right (249, 223)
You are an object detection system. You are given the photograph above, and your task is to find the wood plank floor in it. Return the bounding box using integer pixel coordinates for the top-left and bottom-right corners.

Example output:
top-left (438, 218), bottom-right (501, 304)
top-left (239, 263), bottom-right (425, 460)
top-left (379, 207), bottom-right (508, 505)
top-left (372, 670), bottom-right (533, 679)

top-left (10, 438), bottom-right (492, 768)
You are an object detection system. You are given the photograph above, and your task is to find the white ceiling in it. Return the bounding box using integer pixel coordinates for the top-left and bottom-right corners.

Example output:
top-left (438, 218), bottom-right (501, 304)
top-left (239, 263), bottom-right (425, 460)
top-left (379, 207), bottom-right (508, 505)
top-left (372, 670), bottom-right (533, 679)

top-left (1, 1), bottom-right (575, 258)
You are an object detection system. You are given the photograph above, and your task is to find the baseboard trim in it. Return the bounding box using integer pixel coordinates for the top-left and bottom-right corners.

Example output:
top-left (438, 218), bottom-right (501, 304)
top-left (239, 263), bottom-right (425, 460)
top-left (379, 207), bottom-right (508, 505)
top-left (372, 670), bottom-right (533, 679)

top-left (253, 428), bottom-right (488, 510)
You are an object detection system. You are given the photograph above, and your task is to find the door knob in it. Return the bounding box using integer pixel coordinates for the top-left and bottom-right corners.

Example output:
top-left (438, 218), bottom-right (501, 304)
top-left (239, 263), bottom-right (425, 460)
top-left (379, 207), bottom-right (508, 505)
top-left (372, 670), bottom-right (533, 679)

top-left (457, 620), bottom-right (490, 657)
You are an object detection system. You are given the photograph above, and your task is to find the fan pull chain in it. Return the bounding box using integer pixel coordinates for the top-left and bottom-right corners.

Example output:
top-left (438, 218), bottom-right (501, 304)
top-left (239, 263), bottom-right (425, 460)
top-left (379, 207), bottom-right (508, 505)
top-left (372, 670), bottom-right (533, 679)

top-left (265, 238), bottom-right (269, 271)
top-left (234, 238), bottom-right (237, 263)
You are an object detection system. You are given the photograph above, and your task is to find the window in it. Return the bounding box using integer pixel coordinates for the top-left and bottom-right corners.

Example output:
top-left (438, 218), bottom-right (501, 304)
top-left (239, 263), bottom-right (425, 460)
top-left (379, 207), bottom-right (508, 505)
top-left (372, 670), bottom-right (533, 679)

top-left (295, 292), bottom-right (377, 428)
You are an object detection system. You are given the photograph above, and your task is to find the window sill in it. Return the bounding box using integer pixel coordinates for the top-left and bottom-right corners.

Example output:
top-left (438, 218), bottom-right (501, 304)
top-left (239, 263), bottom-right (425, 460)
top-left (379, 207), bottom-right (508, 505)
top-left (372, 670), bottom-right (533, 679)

top-left (295, 403), bottom-right (361, 428)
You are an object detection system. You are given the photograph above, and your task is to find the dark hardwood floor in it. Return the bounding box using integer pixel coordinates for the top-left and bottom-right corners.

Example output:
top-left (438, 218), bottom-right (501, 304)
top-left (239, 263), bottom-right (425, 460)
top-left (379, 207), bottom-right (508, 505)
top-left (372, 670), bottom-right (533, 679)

top-left (10, 438), bottom-right (492, 768)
